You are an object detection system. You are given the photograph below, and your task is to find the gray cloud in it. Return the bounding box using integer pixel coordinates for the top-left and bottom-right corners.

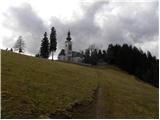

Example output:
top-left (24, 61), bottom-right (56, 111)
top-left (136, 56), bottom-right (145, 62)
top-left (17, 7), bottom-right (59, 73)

top-left (2, 0), bottom-right (159, 58)
top-left (2, 3), bottom-right (47, 54)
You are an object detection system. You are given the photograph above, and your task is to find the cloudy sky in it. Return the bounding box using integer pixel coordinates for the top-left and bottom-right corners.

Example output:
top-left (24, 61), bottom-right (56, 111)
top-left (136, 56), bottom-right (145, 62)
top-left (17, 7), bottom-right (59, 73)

top-left (0, 0), bottom-right (159, 59)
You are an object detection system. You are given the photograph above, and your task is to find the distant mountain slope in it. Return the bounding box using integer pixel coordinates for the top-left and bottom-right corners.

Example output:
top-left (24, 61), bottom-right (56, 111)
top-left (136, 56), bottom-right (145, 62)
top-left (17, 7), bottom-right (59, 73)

top-left (1, 50), bottom-right (158, 118)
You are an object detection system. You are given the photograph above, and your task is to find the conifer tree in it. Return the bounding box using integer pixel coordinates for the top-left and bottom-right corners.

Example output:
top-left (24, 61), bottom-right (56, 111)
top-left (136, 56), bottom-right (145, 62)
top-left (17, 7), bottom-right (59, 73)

top-left (50, 27), bottom-right (57, 60)
top-left (90, 49), bottom-right (98, 65)
top-left (98, 50), bottom-right (103, 59)
top-left (40, 32), bottom-right (50, 58)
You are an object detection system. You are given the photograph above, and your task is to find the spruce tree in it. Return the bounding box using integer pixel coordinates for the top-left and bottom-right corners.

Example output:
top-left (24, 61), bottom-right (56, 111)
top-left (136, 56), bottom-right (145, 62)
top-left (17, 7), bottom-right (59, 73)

top-left (98, 50), bottom-right (103, 59)
top-left (84, 49), bottom-right (90, 63)
top-left (90, 49), bottom-right (98, 65)
top-left (50, 27), bottom-right (57, 60)
top-left (40, 32), bottom-right (50, 58)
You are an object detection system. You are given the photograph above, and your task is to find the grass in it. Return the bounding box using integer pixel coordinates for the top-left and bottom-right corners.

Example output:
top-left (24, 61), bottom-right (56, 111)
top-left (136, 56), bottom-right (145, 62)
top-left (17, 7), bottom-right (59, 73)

top-left (1, 50), bottom-right (159, 118)
top-left (98, 69), bottom-right (159, 118)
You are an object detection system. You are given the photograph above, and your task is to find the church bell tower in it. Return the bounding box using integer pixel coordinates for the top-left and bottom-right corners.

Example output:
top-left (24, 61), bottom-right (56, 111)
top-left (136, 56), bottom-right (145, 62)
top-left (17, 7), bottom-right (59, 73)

top-left (65, 31), bottom-right (72, 61)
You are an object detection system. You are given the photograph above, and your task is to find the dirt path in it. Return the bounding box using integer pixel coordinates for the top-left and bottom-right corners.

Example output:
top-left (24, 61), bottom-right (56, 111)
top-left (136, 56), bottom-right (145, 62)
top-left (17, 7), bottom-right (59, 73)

top-left (49, 82), bottom-right (108, 119)
top-left (95, 84), bottom-right (106, 118)
top-left (71, 83), bottom-right (107, 119)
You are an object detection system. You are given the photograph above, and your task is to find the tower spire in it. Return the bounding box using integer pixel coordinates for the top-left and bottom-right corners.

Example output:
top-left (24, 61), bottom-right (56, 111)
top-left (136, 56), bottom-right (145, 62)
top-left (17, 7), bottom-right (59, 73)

top-left (66, 30), bottom-right (71, 41)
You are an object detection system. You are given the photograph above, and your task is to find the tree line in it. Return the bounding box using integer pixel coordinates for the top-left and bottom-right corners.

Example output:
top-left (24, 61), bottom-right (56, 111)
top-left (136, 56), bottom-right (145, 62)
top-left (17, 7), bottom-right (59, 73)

top-left (82, 44), bottom-right (159, 87)
top-left (11, 28), bottom-right (158, 87)
top-left (13, 27), bottom-right (57, 60)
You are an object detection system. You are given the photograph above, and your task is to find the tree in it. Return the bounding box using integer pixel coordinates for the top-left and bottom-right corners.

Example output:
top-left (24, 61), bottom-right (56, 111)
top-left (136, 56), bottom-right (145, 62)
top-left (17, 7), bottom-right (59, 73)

top-left (40, 32), bottom-right (50, 58)
top-left (102, 50), bottom-right (107, 62)
top-left (88, 44), bottom-right (97, 54)
top-left (13, 36), bottom-right (25, 53)
top-left (98, 50), bottom-right (103, 59)
top-left (105, 44), bottom-right (159, 87)
top-left (35, 53), bottom-right (40, 57)
top-left (90, 49), bottom-right (98, 65)
top-left (106, 44), bottom-right (115, 64)
top-left (83, 49), bottom-right (90, 63)
top-left (50, 27), bottom-right (57, 60)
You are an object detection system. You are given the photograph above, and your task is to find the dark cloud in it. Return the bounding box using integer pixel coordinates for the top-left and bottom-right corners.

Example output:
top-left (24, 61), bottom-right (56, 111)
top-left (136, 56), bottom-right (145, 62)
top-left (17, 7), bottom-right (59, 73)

top-left (2, 1), bottom-right (159, 58)
top-left (2, 3), bottom-right (47, 54)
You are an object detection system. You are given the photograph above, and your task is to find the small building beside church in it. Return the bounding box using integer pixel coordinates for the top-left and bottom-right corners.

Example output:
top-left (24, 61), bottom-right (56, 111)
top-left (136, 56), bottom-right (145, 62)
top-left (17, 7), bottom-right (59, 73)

top-left (58, 31), bottom-right (84, 63)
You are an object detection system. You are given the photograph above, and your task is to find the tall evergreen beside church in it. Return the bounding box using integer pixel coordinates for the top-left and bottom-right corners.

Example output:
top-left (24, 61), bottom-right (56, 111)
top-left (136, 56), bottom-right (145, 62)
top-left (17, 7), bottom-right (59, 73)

top-left (40, 32), bottom-right (50, 58)
top-left (50, 27), bottom-right (57, 60)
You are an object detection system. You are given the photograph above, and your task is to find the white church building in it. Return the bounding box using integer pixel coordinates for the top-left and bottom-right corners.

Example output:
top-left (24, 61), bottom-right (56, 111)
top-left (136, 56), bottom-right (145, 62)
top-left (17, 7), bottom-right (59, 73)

top-left (58, 31), bottom-right (83, 63)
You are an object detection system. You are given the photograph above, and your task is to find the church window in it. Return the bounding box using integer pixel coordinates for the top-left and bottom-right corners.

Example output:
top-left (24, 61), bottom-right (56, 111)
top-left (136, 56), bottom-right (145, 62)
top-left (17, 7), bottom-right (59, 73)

top-left (69, 44), bottom-right (72, 50)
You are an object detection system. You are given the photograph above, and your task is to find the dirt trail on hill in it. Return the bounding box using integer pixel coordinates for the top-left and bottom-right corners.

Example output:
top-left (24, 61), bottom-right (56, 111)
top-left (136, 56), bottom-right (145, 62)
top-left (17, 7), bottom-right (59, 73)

top-left (71, 70), bottom-right (108, 119)
top-left (71, 83), bottom-right (108, 119)
top-left (49, 71), bottom-right (108, 119)
top-left (95, 84), bottom-right (106, 118)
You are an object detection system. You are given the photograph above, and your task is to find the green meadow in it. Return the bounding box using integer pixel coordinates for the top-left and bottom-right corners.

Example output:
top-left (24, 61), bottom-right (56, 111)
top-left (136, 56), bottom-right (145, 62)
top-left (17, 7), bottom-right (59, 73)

top-left (1, 50), bottom-right (159, 118)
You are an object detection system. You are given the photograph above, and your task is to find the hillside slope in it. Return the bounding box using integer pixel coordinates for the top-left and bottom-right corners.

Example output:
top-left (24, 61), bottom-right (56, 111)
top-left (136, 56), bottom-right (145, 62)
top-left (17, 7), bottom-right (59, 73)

top-left (1, 50), bottom-right (159, 118)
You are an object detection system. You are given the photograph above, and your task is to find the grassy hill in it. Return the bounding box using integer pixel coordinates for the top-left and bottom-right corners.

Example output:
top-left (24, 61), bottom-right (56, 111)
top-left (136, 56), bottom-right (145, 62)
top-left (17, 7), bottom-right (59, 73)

top-left (1, 50), bottom-right (159, 118)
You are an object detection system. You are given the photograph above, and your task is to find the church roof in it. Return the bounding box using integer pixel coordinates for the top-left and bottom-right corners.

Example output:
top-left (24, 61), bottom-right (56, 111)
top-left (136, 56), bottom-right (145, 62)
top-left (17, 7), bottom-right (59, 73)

top-left (72, 51), bottom-right (83, 58)
top-left (59, 49), bottom-right (65, 56)
top-left (58, 49), bottom-right (84, 59)
top-left (66, 31), bottom-right (71, 41)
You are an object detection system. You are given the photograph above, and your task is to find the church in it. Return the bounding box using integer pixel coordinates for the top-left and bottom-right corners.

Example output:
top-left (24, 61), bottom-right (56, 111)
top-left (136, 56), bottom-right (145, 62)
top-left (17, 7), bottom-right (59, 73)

top-left (58, 31), bottom-right (83, 63)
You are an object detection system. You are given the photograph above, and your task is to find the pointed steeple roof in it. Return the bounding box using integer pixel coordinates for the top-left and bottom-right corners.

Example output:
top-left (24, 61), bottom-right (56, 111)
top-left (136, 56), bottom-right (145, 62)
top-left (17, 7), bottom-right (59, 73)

top-left (66, 30), bottom-right (71, 41)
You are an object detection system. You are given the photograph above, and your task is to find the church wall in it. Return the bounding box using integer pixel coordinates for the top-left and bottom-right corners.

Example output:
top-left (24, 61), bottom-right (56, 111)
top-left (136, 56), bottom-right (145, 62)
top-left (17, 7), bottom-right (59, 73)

top-left (65, 41), bottom-right (72, 61)
top-left (72, 57), bottom-right (83, 63)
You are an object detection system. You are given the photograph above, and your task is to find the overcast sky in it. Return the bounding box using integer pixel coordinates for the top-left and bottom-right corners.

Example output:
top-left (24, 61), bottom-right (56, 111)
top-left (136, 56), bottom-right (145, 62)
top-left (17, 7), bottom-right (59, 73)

top-left (0, 0), bottom-right (159, 59)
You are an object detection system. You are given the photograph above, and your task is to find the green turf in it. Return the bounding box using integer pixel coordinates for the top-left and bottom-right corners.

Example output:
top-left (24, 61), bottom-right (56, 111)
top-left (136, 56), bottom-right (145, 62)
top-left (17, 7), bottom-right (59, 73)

top-left (1, 50), bottom-right (159, 118)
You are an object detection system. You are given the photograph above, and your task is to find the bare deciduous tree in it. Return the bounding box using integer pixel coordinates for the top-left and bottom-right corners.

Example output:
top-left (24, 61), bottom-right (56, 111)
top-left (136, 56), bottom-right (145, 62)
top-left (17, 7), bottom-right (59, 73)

top-left (13, 36), bottom-right (25, 53)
